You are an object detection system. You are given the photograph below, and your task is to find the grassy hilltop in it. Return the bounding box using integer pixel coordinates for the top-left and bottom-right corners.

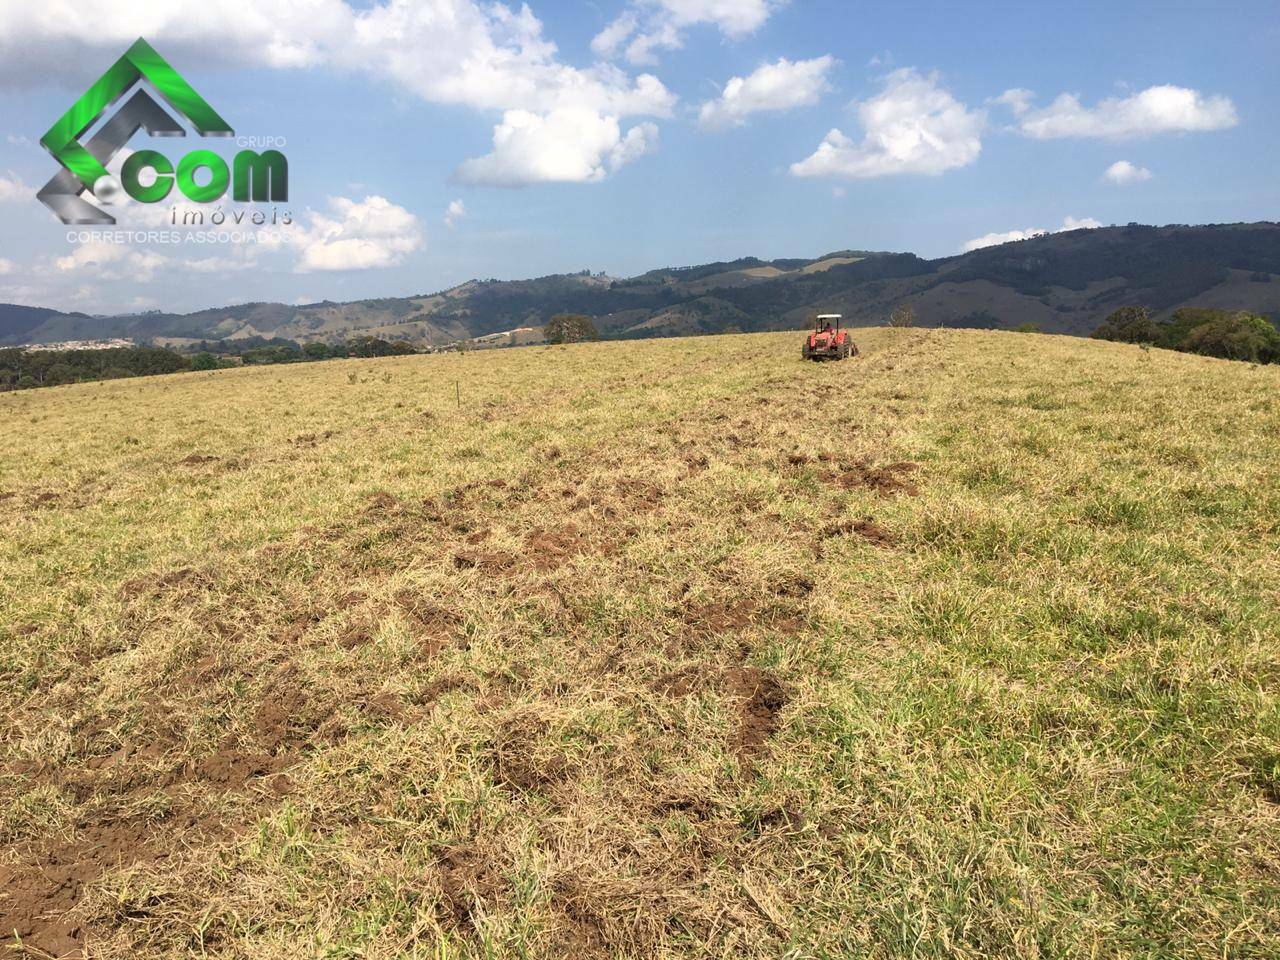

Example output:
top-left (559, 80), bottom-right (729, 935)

top-left (1, 329), bottom-right (1278, 958)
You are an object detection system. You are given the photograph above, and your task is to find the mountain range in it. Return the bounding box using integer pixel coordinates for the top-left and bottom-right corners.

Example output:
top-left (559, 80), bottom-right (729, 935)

top-left (4, 221), bottom-right (1279, 348)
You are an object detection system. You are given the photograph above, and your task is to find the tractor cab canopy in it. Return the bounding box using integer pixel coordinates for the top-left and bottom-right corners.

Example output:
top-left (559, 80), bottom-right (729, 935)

top-left (814, 313), bottom-right (842, 332)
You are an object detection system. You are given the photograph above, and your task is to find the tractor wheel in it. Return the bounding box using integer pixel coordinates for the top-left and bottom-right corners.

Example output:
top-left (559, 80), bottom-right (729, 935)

top-left (802, 343), bottom-right (812, 361)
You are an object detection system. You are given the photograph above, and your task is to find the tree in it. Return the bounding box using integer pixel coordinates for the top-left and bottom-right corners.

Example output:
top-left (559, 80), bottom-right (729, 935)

top-left (191, 352), bottom-right (220, 370)
top-left (1091, 306), bottom-right (1159, 344)
top-left (888, 304), bottom-right (917, 328)
top-left (302, 342), bottom-right (332, 361)
top-left (1157, 307), bottom-right (1225, 350)
top-left (1183, 312), bottom-right (1280, 363)
top-left (544, 314), bottom-right (599, 344)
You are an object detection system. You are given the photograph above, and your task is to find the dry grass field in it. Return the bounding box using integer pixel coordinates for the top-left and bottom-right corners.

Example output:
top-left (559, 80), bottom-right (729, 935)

top-left (1, 328), bottom-right (1278, 959)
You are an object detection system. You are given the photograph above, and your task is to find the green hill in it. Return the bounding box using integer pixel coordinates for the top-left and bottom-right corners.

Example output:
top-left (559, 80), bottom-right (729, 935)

top-left (4, 222), bottom-right (1280, 348)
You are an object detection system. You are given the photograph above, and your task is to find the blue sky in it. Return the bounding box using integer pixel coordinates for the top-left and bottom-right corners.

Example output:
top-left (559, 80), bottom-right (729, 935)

top-left (0, 0), bottom-right (1275, 315)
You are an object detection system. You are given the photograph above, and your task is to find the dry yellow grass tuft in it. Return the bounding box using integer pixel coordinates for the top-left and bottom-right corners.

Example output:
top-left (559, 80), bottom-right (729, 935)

top-left (1, 328), bottom-right (1278, 958)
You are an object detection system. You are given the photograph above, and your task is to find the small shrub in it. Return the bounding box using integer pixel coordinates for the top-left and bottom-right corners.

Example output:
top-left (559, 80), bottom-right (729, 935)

top-left (889, 304), bottom-right (917, 328)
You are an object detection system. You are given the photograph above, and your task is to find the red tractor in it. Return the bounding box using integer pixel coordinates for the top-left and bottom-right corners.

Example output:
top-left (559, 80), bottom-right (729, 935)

top-left (802, 314), bottom-right (858, 361)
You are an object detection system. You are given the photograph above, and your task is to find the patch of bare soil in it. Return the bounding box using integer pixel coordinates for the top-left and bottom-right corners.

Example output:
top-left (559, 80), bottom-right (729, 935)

top-left (393, 590), bottom-right (462, 657)
top-left (194, 744), bottom-right (282, 788)
top-left (525, 523), bottom-right (587, 572)
top-left (417, 673), bottom-right (472, 704)
top-left (681, 597), bottom-right (804, 638)
top-left (0, 703), bottom-right (297, 959)
top-left (290, 431), bottom-right (334, 448)
top-left (362, 490), bottom-right (398, 514)
top-left (30, 491), bottom-right (62, 509)
top-left (653, 664), bottom-right (713, 698)
top-left (723, 667), bottom-right (788, 768)
top-left (548, 877), bottom-right (610, 958)
top-left (452, 549), bottom-right (517, 574)
top-left (436, 843), bottom-right (506, 933)
top-left (118, 566), bottom-right (208, 600)
top-left (0, 818), bottom-right (165, 958)
top-left (490, 715), bottom-right (569, 793)
top-left (682, 451), bottom-right (710, 475)
top-left (772, 575), bottom-right (813, 599)
top-left (252, 671), bottom-right (336, 752)
top-left (823, 517), bottom-right (896, 546)
top-left (683, 598), bottom-right (760, 633)
top-left (825, 460), bottom-right (919, 496)
top-left (612, 477), bottom-right (664, 513)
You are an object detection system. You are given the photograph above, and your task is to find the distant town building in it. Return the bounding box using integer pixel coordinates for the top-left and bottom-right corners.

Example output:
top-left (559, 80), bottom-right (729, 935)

top-left (24, 338), bottom-right (136, 352)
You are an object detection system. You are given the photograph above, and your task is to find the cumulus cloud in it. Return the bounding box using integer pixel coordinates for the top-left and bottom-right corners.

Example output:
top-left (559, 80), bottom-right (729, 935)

top-left (0, 171), bottom-right (31, 203)
top-left (1002, 84), bottom-right (1237, 139)
top-left (443, 199), bottom-right (466, 227)
top-left (0, 257), bottom-right (13, 275)
top-left (591, 11), bottom-right (640, 59)
top-left (961, 215), bottom-right (1102, 252)
top-left (698, 56), bottom-right (835, 130)
top-left (0, 1), bottom-right (676, 116)
top-left (0, 1), bottom-right (676, 187)
top-left (295, 195), bottom-right (424, 272)
top-left (1104, 160), bottom-right (1152, 185)
top-left (989, 87), bottom-right (1034, 117)
top-left (54, 242), bottom-right (168, 281)
top-left (592, 0), bottom-right (775, 65)
top-left (454, 109), bottom-right (658, 186)
top-left (790, 69), bottom-right (984, 180)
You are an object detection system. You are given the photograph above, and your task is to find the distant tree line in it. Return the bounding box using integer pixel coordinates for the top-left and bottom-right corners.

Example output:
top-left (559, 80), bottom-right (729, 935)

top-left (1092, 306), bottom-right (1280, 363)
top-left (0, 335), bottom-right (418, 391)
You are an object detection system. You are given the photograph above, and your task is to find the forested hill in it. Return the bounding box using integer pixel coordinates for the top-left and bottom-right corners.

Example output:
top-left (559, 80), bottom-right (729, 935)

top-left (3, 222), bottom-right (1279, 347)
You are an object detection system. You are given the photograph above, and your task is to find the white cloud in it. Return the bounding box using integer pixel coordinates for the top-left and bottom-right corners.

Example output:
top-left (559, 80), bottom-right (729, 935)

top-left (962, 227), bottom-right (1045, 252)
top-left (698, 55), bottom-right (835, 130)
top-left (1008, 85), bottom-right (1237, 139)
top-left (656, 0), bottom-right (774, 36)
top-left (454, 109), bottom-right (658, 186)
top-left (294, 195), bottom-right (424, 272)
top-left (1103, 160), bottom-right (1152, 185)
top-left (0, 257), bottom-right (14, 275)
top-left (0, 170), bottom-right (31, 203)
top-left (443, 199), bottom-right (466, 227)
top-left (54, 242), bottom-right (168, 281)
top-left (593, 0), bottom-right (775, 65)
top-left (0, 1), bottom-right (676, 187)
top-left (989, 87), bottom-right (1034, 117)
top-left (6, 134), bottom-right (32, 147)
top-left (961, 215), bottom-right (1102, 253)
top-left (590, 11), bottom-right (640, 59)
top-left (1061, 215), bottom-right (1103, 230)
top-left (790, 69), bottom-right (984, 180)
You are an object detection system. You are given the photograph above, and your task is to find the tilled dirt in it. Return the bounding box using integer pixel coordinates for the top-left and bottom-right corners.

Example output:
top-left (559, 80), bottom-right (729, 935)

top-left (0, 665), bottom-right (337, 956)
top-left (723, 667), bottom-right (788, 766)
top-left (825, 460), bottom-right (920, 496)
top-left (823, 517), bottom-right (896, 546)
